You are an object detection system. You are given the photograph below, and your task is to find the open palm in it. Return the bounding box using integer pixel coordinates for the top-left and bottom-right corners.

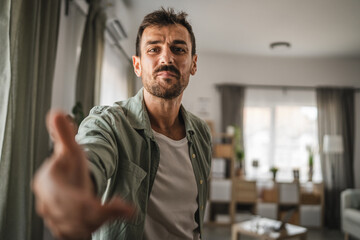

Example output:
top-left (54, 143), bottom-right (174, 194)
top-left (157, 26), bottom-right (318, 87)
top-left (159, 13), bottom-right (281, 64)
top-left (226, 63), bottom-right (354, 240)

top-left (32, 111), bottom-right (134, 239)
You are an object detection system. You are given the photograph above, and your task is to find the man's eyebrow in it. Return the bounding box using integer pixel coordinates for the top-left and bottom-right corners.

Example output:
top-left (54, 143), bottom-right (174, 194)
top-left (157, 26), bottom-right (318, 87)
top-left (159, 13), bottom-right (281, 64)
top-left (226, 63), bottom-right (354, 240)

top-left (144, 39), bottom-right (188, 46)
top-left (145, 40), bottom-right (162, 46)
top-left (173, 40), bottom-right (187, 45)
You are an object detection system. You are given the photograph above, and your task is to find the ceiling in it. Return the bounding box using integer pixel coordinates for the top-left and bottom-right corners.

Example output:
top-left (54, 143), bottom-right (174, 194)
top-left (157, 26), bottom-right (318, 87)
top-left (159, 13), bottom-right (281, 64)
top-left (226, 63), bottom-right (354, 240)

top-left (119, 0), bottom-right (360, 58)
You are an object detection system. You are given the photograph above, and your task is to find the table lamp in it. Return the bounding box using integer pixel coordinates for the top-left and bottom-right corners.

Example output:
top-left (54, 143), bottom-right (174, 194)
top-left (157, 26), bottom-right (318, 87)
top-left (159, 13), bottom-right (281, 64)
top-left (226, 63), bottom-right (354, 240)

top-left (323, 135), bottom-right (344, 154)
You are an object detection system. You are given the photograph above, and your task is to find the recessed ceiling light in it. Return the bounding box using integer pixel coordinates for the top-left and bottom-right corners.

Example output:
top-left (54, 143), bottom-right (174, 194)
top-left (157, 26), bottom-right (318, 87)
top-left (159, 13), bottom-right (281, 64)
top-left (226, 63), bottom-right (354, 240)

top-left (270, 42), bottom-right (291, 51)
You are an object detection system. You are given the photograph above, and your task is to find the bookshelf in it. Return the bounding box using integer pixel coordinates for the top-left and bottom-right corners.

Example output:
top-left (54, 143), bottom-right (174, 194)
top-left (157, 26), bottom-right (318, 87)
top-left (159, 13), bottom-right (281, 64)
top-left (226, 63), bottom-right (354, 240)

top-left (207, 133), bottom-right (235, 225)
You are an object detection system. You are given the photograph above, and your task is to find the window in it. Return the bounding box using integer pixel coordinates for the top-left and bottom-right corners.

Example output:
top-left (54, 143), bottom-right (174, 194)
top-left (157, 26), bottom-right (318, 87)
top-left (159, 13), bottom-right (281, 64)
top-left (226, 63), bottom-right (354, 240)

top-left (99, 35), bottom-right (130, 105)
top-left (244, 88), bottom-right (321, 182)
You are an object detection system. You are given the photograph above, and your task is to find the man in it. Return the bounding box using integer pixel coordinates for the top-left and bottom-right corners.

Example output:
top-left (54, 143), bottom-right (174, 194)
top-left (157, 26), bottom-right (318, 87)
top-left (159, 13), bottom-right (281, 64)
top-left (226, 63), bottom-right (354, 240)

top-left (33, 8), bottom-right (212, 240)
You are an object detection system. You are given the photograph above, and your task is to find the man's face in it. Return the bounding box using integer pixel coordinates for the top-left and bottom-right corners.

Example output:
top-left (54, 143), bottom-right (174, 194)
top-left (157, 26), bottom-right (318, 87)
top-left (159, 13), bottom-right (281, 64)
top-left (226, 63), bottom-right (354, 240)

top-left (133, 24), bottom-right (197, 99)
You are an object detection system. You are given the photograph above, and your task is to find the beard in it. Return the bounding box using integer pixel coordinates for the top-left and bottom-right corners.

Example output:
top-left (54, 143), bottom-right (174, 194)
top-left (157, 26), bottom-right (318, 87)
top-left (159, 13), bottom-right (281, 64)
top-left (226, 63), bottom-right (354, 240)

top-left (143, 65), bottom-right (189, 99)
top-left (146, 79), bottom-right (184, 99)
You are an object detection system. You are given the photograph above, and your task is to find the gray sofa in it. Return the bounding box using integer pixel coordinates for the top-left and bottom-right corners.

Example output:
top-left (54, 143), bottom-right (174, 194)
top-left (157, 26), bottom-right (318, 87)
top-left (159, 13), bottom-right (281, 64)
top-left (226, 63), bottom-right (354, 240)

top-left (341, 189), bottom-right (360, 240)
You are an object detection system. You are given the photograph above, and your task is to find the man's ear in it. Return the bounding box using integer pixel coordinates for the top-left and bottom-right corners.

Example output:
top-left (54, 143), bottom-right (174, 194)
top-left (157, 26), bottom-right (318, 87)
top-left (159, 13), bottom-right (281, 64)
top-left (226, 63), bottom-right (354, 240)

top-left (190, 54), bottom-right (197, 75)
top-left (132, 56), bottom-right (142, 77)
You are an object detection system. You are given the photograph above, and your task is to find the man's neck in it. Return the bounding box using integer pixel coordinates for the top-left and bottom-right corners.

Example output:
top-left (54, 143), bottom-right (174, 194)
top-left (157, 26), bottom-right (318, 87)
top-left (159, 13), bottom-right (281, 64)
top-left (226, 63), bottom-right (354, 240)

top-left (143, 89), bottom-right (186, 140)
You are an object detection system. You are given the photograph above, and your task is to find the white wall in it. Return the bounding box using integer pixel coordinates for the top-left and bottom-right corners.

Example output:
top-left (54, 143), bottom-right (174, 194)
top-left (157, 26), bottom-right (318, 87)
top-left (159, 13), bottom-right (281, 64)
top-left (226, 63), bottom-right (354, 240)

top-left (51, 0), bottom-right (360, 207)
top-left (181, 52), bottom-right (360, 188)
top-left (182, 52), bottom-right (360, 132)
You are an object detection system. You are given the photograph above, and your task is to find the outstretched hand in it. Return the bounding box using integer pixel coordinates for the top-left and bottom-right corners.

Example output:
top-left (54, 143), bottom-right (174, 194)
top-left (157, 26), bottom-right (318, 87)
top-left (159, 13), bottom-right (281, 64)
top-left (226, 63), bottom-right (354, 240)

top-left (32, 111), bottom-right (135, 240)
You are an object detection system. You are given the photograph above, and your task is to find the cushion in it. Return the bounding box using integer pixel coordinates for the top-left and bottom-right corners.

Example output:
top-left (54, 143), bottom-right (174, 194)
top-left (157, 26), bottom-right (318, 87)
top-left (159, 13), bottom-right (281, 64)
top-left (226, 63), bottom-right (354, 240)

top-left (351, 192), bottom-right (360, 210)
top-left (344, 209), bottom-right (360, 225)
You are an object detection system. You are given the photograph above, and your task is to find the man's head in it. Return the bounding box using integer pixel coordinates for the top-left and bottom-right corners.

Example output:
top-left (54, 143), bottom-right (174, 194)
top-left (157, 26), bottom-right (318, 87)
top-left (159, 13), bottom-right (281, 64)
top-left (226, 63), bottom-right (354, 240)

top-left (133, 8), bottom-right (197, 100)
top-left (135, 7), bottom-right (196, 57)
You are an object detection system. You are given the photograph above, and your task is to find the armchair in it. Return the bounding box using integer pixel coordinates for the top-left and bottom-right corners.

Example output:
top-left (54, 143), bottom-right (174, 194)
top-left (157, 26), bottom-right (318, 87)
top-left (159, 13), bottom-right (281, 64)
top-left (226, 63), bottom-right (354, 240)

top-left (341, 189), bottom-right (360, 240)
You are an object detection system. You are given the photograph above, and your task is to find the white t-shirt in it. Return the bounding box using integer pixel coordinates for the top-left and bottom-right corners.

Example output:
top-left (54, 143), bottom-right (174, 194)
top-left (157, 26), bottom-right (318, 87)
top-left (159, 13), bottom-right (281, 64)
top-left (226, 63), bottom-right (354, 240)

top-left (144, 130), bottom-right (200, 240)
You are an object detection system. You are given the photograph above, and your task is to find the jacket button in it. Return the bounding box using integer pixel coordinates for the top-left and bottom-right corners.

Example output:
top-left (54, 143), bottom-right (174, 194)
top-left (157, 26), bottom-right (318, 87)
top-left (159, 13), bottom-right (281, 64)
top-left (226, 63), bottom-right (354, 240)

top-left (200, 180), bottom-right (203, 185)
top-left (192, 153), bottom-right (196, 159)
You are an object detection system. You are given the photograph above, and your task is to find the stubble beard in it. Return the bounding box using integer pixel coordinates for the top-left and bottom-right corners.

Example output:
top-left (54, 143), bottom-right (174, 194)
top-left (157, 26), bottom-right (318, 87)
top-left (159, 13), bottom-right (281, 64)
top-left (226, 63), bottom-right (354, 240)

top-left (144, 73), bottom-right (189, 100)
top-left (148, 78), bottom-right (183, 99)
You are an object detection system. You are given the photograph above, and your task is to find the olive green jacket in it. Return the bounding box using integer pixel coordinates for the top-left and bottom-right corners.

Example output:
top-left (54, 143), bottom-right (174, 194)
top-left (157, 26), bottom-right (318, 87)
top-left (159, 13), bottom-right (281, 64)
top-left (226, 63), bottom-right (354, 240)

top-left (76, 88), bottom-right (212, 239)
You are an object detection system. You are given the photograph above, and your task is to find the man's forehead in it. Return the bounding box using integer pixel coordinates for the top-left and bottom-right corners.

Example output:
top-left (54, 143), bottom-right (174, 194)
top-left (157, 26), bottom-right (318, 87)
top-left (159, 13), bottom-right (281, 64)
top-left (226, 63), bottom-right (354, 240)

top-left (141, 25), bottom-right (191, 45)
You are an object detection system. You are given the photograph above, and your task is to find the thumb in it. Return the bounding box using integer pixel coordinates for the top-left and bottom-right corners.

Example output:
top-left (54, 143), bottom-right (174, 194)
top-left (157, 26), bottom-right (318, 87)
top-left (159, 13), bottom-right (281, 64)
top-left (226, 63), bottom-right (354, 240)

top-left (46, 111), bottom-right (79, 155)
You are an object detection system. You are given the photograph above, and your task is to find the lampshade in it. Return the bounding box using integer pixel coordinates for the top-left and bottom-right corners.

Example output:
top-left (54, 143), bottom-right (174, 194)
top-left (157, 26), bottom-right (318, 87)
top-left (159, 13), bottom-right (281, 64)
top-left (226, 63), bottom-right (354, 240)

top-left (323, 134), bottom-right (344, 154)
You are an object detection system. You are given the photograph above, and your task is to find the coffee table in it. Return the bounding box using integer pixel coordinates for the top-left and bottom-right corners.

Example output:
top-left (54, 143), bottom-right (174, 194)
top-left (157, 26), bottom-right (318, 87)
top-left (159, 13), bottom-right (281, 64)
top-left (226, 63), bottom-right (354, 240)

top-left (231, 217), bottom-right (307, 240)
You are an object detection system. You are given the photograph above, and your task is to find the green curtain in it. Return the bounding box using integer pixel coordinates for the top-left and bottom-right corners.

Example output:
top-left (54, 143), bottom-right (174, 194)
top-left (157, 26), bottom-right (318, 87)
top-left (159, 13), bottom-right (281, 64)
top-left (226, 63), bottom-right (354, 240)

top-left (217, 84), bottom-right (246, 168)
top-left (0, 0), bottom-right (11, 157)
top-left (76, 0), bottom-right (106, 115)
top-left (0, 0), bottom-right (61, 239)
top-left (217, 84), bottom-right (246, 133)
top-left (316, 87), bottom-right (355, 229)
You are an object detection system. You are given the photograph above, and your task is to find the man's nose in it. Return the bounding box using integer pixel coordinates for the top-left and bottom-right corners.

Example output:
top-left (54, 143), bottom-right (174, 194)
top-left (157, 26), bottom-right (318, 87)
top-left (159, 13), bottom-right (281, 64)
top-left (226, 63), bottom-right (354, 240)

top-left (160, 48), bottom-right (174, 64)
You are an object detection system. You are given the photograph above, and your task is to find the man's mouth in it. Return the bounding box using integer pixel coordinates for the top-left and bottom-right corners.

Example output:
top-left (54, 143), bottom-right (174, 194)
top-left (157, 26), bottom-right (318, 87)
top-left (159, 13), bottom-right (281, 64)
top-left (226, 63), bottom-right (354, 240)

top-left (153, 65), bottom-right (180, 78)
top-left (156, 71), bottom-right (178, 78)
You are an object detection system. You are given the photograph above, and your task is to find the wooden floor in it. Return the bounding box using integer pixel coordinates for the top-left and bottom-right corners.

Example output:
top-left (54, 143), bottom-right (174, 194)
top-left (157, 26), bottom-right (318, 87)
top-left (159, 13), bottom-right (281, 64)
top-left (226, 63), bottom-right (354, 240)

top-left (203, 225), bottom-right (346, 240)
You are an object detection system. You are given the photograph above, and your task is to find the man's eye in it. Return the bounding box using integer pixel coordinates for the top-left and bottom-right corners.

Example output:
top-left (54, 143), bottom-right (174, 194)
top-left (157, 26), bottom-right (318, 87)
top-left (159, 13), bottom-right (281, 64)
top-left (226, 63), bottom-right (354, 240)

top-left (172, 47), bottom-right (186, 53)
top-left (148, 48), bottom-right (159, 53)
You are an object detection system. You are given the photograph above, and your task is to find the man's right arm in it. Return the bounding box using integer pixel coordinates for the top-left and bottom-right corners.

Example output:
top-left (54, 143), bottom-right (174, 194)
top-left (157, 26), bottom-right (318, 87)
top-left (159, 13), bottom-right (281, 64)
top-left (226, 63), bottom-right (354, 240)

top-left (32, 111), bottom-right (135, 239)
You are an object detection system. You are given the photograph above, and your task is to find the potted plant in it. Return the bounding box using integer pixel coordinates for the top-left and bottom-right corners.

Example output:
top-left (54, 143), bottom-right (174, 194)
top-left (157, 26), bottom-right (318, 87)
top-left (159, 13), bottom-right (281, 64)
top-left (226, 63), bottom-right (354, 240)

top-left (270, 166), bottom-right (278, 181)
top-left (233, 126), bottom-right (245, 177)
top-left (306, 145), bottom-right (314, 181)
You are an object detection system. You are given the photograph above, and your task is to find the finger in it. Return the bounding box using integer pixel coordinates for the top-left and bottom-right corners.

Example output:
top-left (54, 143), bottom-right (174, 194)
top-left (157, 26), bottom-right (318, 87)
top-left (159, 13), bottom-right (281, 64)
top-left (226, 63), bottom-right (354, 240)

top-left (89, 197), bottom-right (136, 227)
top-left (34, 197), bottom-right (45, 216)
top-left (46, 111), bottom-right (79, 155)
top-left (104, 197), bottom-right (136, 219)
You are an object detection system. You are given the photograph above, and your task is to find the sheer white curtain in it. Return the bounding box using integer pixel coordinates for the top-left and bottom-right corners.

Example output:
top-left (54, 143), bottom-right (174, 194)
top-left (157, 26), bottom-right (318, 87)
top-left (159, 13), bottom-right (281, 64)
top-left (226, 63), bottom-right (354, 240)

top-left (51, 1), bottom-right (86, 112)
top-left (244, 88), bottom-right (321, 182)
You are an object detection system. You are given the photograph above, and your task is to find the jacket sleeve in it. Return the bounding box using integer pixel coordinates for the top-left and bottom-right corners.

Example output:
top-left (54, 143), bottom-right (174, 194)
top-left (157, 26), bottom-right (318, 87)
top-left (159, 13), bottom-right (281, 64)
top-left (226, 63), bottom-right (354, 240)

top-left (75, 106), bottom-right (119, 197)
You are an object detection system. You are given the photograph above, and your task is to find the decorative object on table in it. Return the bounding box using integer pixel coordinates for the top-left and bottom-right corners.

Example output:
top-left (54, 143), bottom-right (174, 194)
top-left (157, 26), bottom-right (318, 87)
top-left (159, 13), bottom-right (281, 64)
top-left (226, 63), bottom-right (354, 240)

top-left (231, 217), bottom-right (308, 240)
top-left (323, 134), bottom-right (344, 187)
top-left (252, 159), bottom-right (259, 168)
top-left (252, 159), bottom-right (259, 179)
top-left (226, 125), bottom-right (235, 136)
top-left (270, 166), bottom-right (278, 181)
top-left (233, 126), bottom-right (245, 177)
top-left (293, 168), bottom-right (300, 182)
top-left (306, 144), bottom-right (315, 181)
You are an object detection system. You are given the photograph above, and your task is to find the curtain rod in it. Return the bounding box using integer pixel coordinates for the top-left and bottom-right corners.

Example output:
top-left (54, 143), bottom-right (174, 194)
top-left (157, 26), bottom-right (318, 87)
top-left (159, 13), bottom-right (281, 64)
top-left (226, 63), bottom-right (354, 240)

top-left (216, 83), bottom-right (360, 92)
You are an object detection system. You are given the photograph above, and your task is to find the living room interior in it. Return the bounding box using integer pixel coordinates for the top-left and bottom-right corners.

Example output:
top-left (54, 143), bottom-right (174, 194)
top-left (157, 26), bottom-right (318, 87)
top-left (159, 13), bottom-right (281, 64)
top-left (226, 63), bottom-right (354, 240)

top-left (1, 0), bottom-right (360, 240)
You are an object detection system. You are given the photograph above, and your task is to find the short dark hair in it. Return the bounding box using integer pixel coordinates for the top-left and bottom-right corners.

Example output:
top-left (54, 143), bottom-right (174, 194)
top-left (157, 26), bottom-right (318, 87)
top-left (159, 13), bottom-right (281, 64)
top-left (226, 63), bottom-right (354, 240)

top-left (135, 7), bottom-right (196, 57)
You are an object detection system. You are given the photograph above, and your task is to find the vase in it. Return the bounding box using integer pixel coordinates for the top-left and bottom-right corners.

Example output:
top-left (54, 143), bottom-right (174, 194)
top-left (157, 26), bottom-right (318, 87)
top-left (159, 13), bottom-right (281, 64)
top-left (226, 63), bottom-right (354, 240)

top-left (235, 167), bottom-right (244, 177)
top-left (308, 166), bottom-right (313, 182)
top-left (272, 171), bottom-right (277, 181)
